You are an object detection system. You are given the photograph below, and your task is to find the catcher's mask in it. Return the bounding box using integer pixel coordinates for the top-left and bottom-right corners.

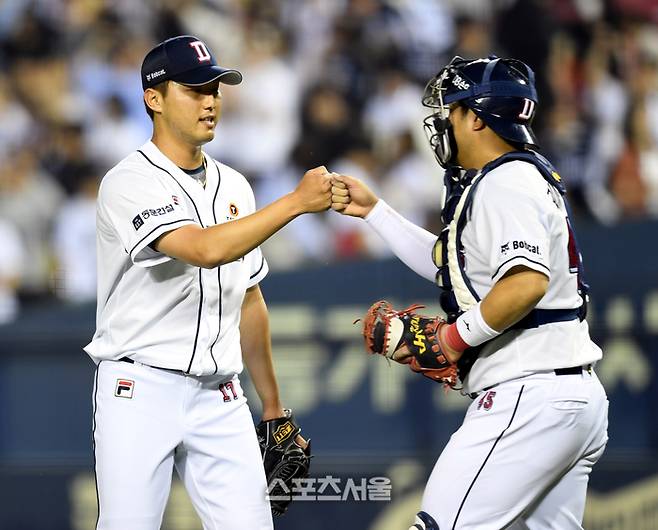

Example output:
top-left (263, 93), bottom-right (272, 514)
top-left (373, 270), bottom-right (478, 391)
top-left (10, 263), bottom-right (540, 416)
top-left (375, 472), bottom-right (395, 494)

top-left (422, 55), bottom-right (539, 168)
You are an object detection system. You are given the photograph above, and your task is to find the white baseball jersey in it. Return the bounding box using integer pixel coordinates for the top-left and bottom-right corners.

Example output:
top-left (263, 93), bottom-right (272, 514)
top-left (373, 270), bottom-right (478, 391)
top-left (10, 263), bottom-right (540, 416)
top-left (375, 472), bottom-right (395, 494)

top-left (84, 141), bottom-right (268, 376)
top-left (458, 161), bottom-right (602, 394)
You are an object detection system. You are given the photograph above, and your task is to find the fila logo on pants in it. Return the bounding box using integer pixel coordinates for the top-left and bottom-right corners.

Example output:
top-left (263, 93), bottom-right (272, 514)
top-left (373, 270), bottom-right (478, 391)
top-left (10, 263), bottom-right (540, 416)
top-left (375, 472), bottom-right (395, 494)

top-left (115, 379), bottom-right (135, 399)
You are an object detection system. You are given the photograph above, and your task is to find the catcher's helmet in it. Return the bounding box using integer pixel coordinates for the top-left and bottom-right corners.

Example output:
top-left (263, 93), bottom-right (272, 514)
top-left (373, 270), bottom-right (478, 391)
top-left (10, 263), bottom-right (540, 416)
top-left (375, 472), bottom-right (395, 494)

top-left (422, 55), bottom-right (538, 168)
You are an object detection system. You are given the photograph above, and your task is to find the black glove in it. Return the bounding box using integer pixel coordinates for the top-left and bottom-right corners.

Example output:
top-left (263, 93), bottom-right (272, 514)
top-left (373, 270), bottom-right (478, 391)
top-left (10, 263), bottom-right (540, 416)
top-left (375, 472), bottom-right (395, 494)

top-left (256, 409), bottom-right (311, 516)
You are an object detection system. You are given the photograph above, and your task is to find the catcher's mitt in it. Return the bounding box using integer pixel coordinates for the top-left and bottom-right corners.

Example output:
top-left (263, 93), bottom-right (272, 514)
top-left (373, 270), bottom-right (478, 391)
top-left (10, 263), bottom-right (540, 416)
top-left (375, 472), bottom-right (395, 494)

top-left (359, 300), bottom-right (459, 387)
top-left (256, 409), bottom-right (311, 516)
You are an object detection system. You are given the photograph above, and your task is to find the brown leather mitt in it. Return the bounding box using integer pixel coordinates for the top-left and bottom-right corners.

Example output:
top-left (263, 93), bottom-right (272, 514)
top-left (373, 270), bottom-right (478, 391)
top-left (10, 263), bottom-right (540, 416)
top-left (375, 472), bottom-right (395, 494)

top-left (360, 300), bottom-right (458, 388)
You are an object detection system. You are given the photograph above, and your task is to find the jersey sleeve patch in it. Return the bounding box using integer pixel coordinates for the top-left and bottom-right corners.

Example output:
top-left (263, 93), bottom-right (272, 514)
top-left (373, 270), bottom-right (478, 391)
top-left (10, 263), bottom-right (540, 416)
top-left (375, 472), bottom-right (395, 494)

top-left (471, 168), bottom-right (552, 284)
top-left (99, 170), bottom-right (198, 266)
top-left (131, 201), bottom-right (178, 231)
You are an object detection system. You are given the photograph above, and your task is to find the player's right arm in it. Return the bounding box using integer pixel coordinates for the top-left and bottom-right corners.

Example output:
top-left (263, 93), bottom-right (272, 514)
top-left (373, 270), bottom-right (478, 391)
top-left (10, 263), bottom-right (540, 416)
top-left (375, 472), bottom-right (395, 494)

top-left (330, 173), bottom-right (438, 282)
top-left (154, 166), bottom-right (331, 268)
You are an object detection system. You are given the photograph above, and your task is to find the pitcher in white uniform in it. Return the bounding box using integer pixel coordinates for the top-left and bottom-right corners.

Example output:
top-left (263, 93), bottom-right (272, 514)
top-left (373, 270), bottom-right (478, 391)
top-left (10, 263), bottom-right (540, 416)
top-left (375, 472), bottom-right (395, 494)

top-left (85, 35), bottom-right (329, 530)
top-left (331, 56), bottom-right (609, 529)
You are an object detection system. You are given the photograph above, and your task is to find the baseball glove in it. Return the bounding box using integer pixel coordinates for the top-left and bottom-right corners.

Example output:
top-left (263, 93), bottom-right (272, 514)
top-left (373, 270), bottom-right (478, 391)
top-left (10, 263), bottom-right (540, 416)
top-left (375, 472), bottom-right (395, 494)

top-left (256, 409), bottom-right (311, 516)
top-left (359, 300), bottom-right (459, 387)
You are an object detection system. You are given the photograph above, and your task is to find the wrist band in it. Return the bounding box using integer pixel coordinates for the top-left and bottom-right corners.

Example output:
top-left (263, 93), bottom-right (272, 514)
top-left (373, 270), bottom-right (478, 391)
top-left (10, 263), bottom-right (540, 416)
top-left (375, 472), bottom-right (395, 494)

top-left (443, 322), bottom-right (470, 352)
top-left (455, 303), bottom-right (501, 348)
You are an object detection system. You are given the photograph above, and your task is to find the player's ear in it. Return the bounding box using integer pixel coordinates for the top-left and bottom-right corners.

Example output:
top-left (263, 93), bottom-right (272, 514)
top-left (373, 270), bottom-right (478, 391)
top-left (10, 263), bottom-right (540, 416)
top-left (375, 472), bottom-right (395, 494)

top-left (144, 87), bottom-right (164, 115)
top-left (471, 112), bottom-right (487, 132)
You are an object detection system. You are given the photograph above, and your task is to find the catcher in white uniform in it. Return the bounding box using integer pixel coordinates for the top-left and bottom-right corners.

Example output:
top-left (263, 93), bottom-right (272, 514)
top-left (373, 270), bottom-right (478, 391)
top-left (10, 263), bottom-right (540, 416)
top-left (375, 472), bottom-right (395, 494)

top-left (85, 36), bottom-right (324, 530)
top-left (331, 56), bottom-right (609, 529)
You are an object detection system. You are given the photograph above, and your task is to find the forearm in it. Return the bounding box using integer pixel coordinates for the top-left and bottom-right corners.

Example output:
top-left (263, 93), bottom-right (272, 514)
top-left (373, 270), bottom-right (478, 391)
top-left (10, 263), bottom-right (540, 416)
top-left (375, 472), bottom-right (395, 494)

top-left (365, 200), bottom-right (438, 282)
top-left (442, 268), bottom-right (548, 360)
top-left (203, 193), bottom-right (301, 266)
top-left (479, 268), bottom-right (548, 331)
top-left (156, 192), bottom-right (301, 268)
top-left (240, 286), bottom-right (283, 420)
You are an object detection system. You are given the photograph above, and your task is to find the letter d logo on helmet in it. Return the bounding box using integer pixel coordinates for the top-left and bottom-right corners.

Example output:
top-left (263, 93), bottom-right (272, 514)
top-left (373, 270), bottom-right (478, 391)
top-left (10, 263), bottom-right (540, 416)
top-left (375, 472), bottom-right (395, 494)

top-left (422, 55), bottom-right (539, 168)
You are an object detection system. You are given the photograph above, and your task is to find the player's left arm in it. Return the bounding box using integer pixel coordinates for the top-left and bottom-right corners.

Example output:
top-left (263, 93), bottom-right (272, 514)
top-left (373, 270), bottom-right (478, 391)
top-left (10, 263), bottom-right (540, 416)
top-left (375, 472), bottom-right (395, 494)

top-left (359, 264), bottom-right (549, 387)
top-left (479, 264), bottom-right (548, 334)
top-left (240, 284), bottom-right (284, 421)
top-left (433, 265), bottom-right (549, 366)
top-left (241, 285), bottom-right (309, 449)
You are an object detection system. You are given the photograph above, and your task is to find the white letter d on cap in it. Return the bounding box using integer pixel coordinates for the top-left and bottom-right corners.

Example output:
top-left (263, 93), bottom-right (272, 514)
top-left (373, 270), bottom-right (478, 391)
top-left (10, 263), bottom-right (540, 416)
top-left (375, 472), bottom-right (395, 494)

top-left (189, 41), bottom-right (211, 62)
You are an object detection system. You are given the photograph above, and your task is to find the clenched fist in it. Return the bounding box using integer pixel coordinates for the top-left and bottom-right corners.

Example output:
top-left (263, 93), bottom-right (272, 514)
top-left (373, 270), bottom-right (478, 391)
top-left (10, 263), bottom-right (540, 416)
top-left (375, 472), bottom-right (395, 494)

top-left (294, 166), bottom-right (332, 213)
top-left (330, 174), bottom-right (379, 218)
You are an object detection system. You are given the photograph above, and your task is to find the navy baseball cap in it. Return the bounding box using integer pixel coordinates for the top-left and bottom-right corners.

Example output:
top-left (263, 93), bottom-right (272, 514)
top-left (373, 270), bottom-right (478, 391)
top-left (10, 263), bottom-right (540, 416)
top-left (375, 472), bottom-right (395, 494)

top-left (141, 35), bottom-right (243, 90)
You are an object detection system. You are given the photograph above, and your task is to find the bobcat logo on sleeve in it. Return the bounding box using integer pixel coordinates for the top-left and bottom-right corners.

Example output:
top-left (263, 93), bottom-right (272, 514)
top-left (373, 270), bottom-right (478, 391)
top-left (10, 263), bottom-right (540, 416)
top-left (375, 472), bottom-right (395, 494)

top-left (115, 379), bottom-right (135, 399)
top-left (512, 240), bottom-right (541, 255)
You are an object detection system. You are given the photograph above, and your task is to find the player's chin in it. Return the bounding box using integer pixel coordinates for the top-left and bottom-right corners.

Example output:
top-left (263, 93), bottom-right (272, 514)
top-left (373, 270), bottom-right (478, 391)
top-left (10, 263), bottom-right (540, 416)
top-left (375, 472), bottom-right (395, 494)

top-left (195, 128), bottom-right (215, 143)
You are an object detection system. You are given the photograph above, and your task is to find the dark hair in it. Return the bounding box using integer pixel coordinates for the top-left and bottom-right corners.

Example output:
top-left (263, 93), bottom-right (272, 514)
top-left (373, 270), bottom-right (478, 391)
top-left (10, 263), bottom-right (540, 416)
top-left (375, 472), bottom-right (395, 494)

top-left (144, 81), bottom-right (169, 120)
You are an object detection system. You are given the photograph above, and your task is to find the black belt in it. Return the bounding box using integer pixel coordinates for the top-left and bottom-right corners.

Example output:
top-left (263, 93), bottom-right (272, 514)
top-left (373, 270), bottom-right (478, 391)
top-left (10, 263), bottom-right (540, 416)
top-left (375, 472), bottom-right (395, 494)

top-left (554, 364), bottom-right (591, 376)
top-left (511, 307), bottom-right (582, 330)
top-left (468, 364), bottom-right (592, 399)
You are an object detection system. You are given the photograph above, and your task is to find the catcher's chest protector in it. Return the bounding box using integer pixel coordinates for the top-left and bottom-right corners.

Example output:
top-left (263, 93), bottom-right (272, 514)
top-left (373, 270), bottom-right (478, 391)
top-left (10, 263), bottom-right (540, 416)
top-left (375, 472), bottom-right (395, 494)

top-left (433, 150), bottom-right (589, 324)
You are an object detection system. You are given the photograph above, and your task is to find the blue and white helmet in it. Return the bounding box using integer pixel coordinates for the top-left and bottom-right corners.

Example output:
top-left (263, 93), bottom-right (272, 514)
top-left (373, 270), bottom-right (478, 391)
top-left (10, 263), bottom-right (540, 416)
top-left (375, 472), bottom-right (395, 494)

top-left (422, 55), bottom-right (539, 168)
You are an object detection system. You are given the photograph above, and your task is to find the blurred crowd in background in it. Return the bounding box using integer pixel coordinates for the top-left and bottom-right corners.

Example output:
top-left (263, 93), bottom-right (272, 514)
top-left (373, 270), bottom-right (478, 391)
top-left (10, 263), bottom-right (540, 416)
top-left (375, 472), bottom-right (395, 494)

top-left (0, 0), bottom-right (657, 323)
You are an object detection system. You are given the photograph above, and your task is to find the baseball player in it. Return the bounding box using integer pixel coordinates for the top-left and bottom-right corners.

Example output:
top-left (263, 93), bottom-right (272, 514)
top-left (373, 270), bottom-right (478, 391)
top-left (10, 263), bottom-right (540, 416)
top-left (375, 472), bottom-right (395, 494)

top-left (331, 56), bottom-right (609, 529)
top-left (84, 36), bottom-right (326, 530)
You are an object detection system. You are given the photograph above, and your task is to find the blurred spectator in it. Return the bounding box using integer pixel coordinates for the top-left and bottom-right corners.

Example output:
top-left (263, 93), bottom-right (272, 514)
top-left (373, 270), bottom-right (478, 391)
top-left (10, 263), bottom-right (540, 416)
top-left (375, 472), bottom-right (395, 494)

top-left (293, 84), bottom-right (363, 170)
top-left (256, 163), bottom-right (333, 269)
top-left (450, 14), bottom-right (496, 60)
top-left (379, 130), bottom-right (443, 230)
top-left (84, 95), bottom-right (147, 168)
top-left (0, 0), bottom-right (655, 311)
top-left (396, 0), bottom-right (455, 82)
top-left (330, 145), bottom-right (388, 259)
top-left (72, 31), bottom-right (152, 129)
top-left (495, 0), bottom-right (556, 132)
top-left (580, 24), bottom-right (628, 222)
top-left (363, 68), bottom-right (425, 160)
top-left (52, 169), bottom-right (98, 303)
top-left (0, 75), bottom-right (34, 157)
top-left (41, 122), bottom-right (92, 195)
top-left (610, 50), bottom-right (658, 216)
top-left (0, 3), bottom-right (61, 63)
top-left (281, 0), bottom-right (344, 87)
top-left (209, 22), bottom-right (300, 177)
top-left (0, 146), bottom-right (63, 294)
top-left (0, 218), bottom-right (25, 324)
top-left (609, 98), bottom-right (651, 216)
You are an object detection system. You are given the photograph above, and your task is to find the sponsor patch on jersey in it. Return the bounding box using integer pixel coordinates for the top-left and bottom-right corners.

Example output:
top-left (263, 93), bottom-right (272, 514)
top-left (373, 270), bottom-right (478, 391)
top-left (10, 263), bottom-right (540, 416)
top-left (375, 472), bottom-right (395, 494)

top-left (273, 421), bottom-right (294, 444)
top-left (501, 240), bottom-right (541, 256)
top-left (114, 379), bottom-right (134, 399)
top-left (511, 240), bottom-right (541, 255)
top-left (228, 203), bottom-right (239, 218)
top-left (132, 214), bottom-right (144, 231)
top-left (141, 204), bottom-right (175, 220)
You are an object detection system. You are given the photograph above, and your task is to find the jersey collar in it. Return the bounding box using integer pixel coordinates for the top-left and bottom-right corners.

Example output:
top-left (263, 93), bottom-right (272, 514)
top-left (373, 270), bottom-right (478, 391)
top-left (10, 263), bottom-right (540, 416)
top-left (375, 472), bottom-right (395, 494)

top-left (140, 141), bottom-right (218, 199)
